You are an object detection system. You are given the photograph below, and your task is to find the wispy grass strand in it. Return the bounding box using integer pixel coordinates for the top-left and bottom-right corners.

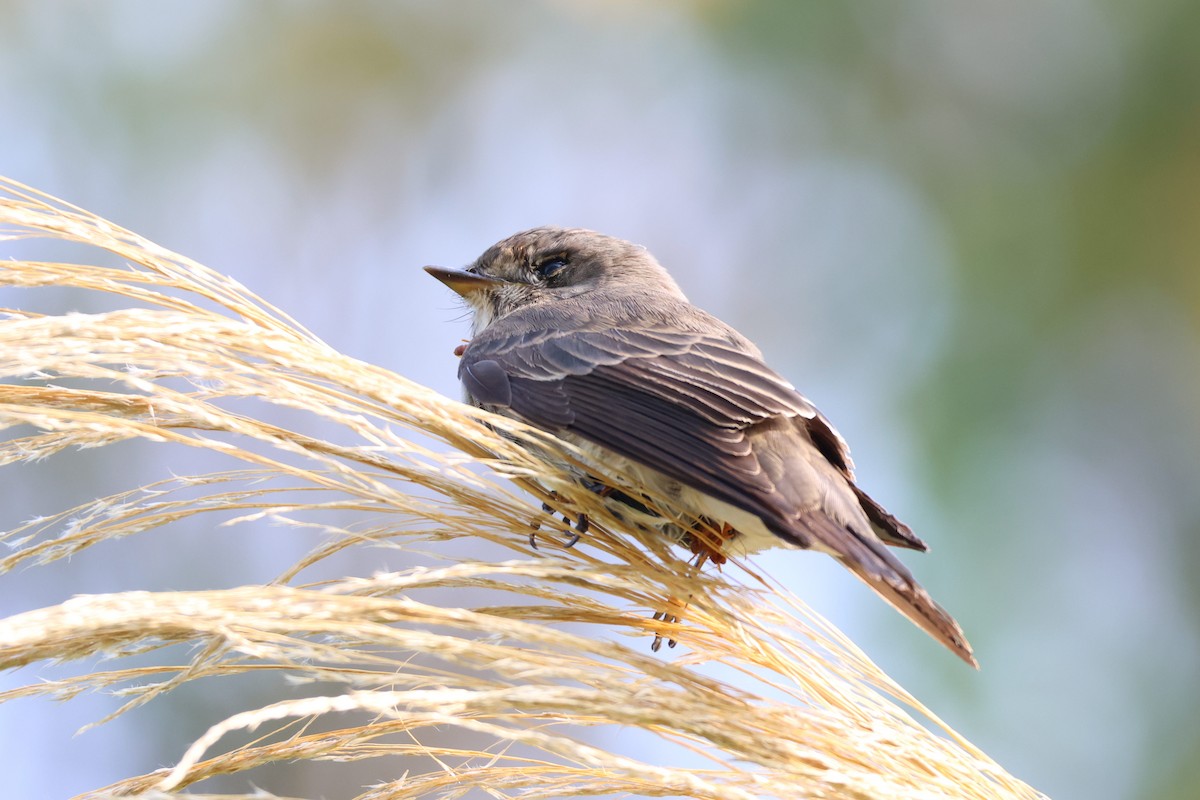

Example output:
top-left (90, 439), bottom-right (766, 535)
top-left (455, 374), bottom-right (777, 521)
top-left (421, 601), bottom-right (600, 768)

top-left (0, 177), bottom-right (1045, 800)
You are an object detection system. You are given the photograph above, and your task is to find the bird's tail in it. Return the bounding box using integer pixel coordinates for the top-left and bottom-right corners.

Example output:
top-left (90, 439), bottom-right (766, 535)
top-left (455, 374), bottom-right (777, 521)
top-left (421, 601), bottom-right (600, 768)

top-left (838, 550), bottom-right (978, 668)
top-left (851, 483), bottom-right (929, 552)
top-left (753, 424), bottom-right (977, 666)
top-left (794, 508), bottom-right (977, 667)
top-left (847, 487), bottom-right (977, 665)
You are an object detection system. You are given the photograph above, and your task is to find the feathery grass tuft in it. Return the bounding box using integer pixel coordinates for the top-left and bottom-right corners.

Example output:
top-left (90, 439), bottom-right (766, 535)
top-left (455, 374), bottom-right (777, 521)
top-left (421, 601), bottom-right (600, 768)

top-left (0, 177), bottom-right (1046, 799)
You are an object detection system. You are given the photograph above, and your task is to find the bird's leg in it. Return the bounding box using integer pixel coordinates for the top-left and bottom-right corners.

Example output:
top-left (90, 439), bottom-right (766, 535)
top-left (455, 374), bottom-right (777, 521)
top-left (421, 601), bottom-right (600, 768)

top-left (651, 522), bottom-right (736, 651)
top-left (529, 483), bottom-right (611, 550)
top-left (528, 492), bottom-right (566, 550)
top-left (452, 339), bottom-right (470, 357)
top-left (555, 479), bottom-right (616, 549)
top-left (686, 519), bottom-right (733, 566)
top-left (562, 512), bottom-right (585, 549)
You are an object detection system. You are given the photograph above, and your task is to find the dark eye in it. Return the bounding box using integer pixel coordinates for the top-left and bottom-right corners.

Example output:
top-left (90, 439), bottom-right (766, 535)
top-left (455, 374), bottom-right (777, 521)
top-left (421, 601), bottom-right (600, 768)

top-left (535, 256), bottom-right (568, 279)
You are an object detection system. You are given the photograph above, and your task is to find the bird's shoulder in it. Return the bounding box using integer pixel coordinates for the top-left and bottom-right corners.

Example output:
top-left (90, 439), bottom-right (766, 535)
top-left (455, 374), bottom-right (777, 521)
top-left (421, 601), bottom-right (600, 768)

top-left (459, 285), bottom-right (860, 482)
top-left (462, 291), bottom-right (764, 374)
top-left (459, 290), bottom-right (840, 438)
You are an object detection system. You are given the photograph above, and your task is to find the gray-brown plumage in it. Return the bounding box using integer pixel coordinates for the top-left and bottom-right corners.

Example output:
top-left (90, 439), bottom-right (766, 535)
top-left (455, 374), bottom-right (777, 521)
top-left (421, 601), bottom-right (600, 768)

top-left (425, 226), bottom-right (976, 667)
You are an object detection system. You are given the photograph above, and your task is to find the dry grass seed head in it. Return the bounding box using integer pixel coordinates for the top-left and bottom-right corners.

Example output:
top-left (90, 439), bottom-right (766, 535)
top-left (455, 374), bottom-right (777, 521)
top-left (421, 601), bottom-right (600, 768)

top-left (0, 177), bottom-right (1044, 799)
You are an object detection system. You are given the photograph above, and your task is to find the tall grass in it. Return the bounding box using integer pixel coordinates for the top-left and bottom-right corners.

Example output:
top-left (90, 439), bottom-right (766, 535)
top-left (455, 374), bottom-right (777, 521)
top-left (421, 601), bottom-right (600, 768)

top-left (0, 177), bottom-right (1046, 799)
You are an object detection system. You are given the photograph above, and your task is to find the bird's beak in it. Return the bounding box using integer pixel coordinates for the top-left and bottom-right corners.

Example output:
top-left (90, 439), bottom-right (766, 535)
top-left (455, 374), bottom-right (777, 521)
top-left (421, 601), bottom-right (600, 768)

top-left (423, 266), bottom-right (504, 298)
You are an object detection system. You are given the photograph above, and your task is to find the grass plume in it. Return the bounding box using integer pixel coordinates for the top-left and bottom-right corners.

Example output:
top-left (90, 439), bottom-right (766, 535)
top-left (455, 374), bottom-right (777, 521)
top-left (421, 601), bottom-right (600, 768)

top-left (0, 177), bottom-right (1046, 799)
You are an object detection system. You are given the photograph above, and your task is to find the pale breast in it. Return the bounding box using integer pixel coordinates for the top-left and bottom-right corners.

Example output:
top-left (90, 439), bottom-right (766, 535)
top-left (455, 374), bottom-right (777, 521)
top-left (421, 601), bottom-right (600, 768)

top-left (550, 432), bottom-right (791, 557)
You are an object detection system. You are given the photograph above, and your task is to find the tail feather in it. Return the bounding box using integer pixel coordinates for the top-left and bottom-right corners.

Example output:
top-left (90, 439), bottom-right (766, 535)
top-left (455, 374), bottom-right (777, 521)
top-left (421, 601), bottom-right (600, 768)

top-left (755, 423), bottom-right (975, 666)
top-left (839, 556), bottom-right (978, 668)
top-left (793, 510), bottom-right (977, 668)
top-left (851, 484), bottom-right (928, 552)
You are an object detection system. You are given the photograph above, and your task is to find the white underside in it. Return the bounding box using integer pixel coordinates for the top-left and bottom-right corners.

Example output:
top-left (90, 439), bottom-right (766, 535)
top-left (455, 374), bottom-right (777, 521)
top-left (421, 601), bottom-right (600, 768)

top-left (556, 434), bottom-right (809, 558)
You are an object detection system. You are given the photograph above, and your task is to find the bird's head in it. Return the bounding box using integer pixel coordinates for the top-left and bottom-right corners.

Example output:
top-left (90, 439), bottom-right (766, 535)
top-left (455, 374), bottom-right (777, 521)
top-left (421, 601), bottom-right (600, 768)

top-left (425, 227), bottom-right (686, 333)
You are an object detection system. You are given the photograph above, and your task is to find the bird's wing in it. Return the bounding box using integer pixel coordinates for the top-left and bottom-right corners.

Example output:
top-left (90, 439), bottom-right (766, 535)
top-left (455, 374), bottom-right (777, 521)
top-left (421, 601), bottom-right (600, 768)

top-left (463, 314), bottom-right (929, 551)
top-left (460, 309), bottom-right (974, 666)
top-left (463, 317), bottom-right (814, 419)
top-left (462, 311), bottom-right (851, 545)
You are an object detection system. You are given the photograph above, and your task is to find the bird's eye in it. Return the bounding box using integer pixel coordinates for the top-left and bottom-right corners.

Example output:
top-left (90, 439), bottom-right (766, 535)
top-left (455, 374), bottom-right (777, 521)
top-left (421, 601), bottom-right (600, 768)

top-left (534, 256), bottom-right (568, 279)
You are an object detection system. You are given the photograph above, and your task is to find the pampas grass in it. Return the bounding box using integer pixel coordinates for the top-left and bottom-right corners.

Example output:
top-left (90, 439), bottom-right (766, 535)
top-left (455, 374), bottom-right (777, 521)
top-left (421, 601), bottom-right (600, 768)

top-left (0, 177), bottom-right (1046, 799)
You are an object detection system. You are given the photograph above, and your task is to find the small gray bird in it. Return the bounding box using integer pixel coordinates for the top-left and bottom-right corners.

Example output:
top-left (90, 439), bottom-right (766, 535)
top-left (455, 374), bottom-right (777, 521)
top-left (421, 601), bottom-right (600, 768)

top-left (425, 227), bottom-right (976, 667)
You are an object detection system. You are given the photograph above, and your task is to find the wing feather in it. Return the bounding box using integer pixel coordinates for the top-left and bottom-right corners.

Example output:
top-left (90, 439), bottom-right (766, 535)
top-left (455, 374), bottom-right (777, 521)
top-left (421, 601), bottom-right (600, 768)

top-left (457, 303), bottom-right (974, 665)
top-left (458, 304), bottom-right (863, 538)
top-left (461, 313), bottom-right (818, 535)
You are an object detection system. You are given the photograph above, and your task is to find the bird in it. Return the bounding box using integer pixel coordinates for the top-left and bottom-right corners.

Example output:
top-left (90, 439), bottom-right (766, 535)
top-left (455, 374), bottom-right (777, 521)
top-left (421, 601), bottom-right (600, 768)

top-left (425, 226), bottom-right (977, 667)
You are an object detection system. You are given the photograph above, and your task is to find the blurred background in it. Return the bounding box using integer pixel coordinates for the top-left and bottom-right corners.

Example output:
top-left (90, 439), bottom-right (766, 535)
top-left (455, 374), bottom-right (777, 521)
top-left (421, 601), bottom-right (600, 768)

top-left (1, 2), bottom-right (1198, 798)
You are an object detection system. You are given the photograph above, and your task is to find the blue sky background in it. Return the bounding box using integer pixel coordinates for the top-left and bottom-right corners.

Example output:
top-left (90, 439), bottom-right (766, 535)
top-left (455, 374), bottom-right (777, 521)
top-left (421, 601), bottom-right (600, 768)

top-left (2, 3), bottom-right (1198, 799)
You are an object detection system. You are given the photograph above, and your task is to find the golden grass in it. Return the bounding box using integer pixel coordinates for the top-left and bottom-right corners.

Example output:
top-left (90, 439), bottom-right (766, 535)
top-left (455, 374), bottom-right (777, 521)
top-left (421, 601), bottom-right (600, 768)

top-left (0, 177), bottom-right (1046, 799)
